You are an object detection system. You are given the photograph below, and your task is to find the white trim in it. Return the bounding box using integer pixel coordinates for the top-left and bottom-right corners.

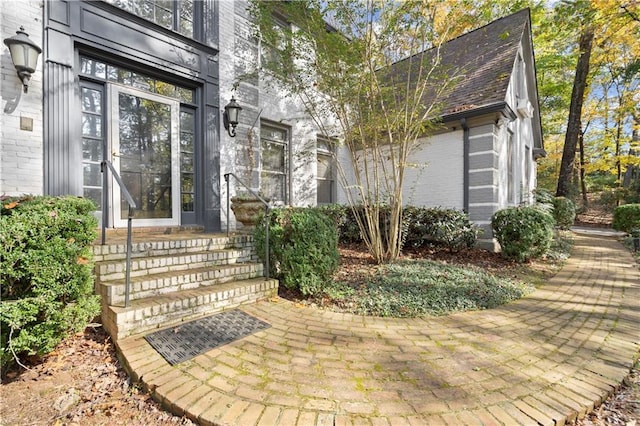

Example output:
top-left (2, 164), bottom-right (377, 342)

top-left (469, 185), bottom-right (497, 190)
top-left (469, 150), bottom-right (496, 157)
top-left (469, 133), bottom-right (494, 140)
top-left (469, 168), bottom-right (495, 173)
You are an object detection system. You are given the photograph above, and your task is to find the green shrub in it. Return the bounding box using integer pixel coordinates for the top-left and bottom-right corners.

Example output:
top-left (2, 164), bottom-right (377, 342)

top-left (624, 181), bottom-right (640, 204)
top-left (319, 204), bottom-right (479, 251)
top-left (254, 207), bottom-right (339, 296)
top-left (491, 206), bottom-right (555, 262)
top-left (403, 207), bottom-right (479, 251)
top-left (1, 195), bottom-right (100, 368)
top-left (552, 197), bottom-right (576, 230)
top-left (316, 204), bottom-right (362, 243)
top-left (533, 188), bottom-right (554, 215)
top-left (612, 204), bottom-right (640, 232)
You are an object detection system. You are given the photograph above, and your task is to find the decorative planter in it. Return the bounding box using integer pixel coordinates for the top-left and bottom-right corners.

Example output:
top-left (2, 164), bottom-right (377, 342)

top-left (230, 196), bottom-right (268, 227)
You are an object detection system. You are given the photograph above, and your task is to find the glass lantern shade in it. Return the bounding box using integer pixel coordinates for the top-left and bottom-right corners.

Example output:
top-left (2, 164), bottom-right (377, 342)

top-left (223, 96), bottom-right (242, 137)
top-left (4, 27), bottom-right (42, 92)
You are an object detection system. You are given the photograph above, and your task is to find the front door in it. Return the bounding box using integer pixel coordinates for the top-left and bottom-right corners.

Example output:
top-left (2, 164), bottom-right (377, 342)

top-left (110, 85), bottom-right (180, 227)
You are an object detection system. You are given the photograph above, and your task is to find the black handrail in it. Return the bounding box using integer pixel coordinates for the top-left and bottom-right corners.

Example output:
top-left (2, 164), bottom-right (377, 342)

top-left (223, 173), bottom-right (271, 280)
top-left (101, 160), bottom-right (137, 308)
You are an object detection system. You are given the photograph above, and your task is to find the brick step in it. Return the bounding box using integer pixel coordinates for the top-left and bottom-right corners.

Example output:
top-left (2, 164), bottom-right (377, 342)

top-left (101, 277), bottom-right (278, 341)
top-left (98, 263), bottom-right (265, 306)
top-left (92, 234), bottom-right (257, 263)
top-left (95, 248), bottom-right (254, 281)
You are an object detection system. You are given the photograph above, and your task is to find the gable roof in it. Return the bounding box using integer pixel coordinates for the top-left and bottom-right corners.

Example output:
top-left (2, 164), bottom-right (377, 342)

top-left (436, 8), bottom-right (531, 118)
top-left (388, 8), bottom-right (533, 120)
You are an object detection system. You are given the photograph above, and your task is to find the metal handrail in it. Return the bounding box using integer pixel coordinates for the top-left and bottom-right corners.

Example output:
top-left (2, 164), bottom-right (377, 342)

top-left (223, 173), bottom-right (271, 280)
top-left (101, 160), bottom-right (137, 308)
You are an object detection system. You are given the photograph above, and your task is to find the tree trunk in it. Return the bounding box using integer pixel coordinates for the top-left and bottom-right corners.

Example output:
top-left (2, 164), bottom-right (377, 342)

top-left (579, 129), bottom-right (588, 206)
top-left (556, 27), bottom-right (595, 197)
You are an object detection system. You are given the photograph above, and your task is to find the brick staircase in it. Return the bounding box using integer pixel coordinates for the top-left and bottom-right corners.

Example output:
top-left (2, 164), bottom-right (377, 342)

top-left (92, 231), bottom-right (278, 342)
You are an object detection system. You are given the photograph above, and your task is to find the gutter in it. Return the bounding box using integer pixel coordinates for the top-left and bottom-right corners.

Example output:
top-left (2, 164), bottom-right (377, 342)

top-left (441, 101), bottom-right (516, 124)
top-left (461, 117), bottom-right (469, 213)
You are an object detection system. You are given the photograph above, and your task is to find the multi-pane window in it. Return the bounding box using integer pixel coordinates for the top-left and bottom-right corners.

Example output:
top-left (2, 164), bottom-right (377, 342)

top-left (260, 123), bottom-right (289, 203)
top-left (80, 57), bottom-right (195, 103)
top-left (316, 136), bottom-right (335, 205)
top-left (180, 109), bottom-right (195, 212)
top-left (104, 0), bottom-right (195, 39)
top-left (81, 84), bottom-right (105, 210)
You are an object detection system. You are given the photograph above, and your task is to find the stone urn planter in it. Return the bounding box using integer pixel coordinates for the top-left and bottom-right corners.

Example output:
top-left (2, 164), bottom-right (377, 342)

top-left (230, 196), bottom-right (269, 227)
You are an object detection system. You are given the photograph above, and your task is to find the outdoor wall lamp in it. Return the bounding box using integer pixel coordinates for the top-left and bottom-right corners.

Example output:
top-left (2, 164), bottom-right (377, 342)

top-left (3, 27), bottom-right (42, 94)
top-left (223, 96), bottom-right (242, 137)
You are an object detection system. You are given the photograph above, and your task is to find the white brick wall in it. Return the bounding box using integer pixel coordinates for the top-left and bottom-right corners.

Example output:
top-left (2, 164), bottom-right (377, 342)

top-left (337, 131), bottom-right (464, 209)
top-left (219, 0), bottom-right (325, 228)
top-left (1, 0), bottom-right (44, 196)
top-left (403, 131), bottom-right (464, 209)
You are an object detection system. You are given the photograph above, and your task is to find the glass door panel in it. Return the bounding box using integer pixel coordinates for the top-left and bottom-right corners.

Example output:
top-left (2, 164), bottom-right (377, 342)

top-left (110, 85), bottom-right (180, 227)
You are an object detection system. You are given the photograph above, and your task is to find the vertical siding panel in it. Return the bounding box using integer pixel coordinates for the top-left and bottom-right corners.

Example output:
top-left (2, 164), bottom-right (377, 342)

top-left (45, 61), bottom-right (79, 195)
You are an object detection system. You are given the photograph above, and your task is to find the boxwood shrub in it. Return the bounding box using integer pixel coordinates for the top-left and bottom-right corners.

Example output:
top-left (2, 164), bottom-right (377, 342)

top-left (612, 204), bottom-right (640, 232)
top-left (254, 207), bottom-right (339, 296)
top-left (1, 195), bottom-right (100, 368)
top-left (552, 197), bottom-right (576, 230)
top-left (491, 206), bottom-right (555, 262)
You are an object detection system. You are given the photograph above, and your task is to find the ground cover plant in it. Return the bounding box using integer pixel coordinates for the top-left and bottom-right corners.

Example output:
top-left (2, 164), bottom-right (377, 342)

top-left (313, 259), bottom-right (534, 317)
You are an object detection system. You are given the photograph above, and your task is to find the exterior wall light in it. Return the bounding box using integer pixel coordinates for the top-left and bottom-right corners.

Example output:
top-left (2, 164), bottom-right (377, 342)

top-left (223, 96), bottom-right (242, 137)
top-left (3, 26), bottom-right (42, 94)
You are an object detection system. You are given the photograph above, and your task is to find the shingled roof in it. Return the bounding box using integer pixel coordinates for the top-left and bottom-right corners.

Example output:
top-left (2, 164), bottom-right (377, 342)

top-left (388, 8), bottom-right (532, 120)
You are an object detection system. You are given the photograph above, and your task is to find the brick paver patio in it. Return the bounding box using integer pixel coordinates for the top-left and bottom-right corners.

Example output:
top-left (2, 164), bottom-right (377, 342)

top-left (118, 231), bottom-right (640, 425)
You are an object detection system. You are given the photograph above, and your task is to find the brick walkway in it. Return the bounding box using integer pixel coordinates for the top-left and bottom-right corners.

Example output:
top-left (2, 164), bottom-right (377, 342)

top-left (118, 232), bottom-right (640, 425)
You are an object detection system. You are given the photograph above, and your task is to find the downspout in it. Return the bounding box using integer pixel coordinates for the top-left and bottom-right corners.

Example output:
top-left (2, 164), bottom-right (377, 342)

top-left (461, 118), bottom-right (470, 213)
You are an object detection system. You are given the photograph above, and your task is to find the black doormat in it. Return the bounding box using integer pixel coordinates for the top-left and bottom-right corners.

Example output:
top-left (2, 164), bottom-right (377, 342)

top-left (144, 310), bottom-right (270, 365)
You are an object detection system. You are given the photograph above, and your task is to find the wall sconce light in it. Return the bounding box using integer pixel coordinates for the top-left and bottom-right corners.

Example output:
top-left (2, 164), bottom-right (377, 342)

top-left (223, 96), bottom-right (242, 137)
top-left (3, 26), bottom-right (42, 94)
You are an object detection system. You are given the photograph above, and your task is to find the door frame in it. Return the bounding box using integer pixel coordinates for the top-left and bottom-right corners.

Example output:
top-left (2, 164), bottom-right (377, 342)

top-left (109, 84), bottom-right (181, 227)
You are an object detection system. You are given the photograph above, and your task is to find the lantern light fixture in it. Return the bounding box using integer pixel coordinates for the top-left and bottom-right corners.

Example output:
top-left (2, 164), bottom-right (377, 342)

top-left (223, 96), bottom-right (242, 137)
top-left (3, 26), bottom-right (42, 94)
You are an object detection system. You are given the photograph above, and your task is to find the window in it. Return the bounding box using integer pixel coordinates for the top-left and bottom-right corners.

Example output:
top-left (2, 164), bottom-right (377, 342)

top-left (81, 83), bottom-right (105, 211)
top-left (524, 145), bottom-right (531, 202)
top-left (515, 54), bottom-right (525, 100)
top-left (80, 57), bottom-right (195, 103)
top-left (260, 123), bottom-right (289, 203)
top-left (316, 136), bottom-right (335, 205)
top-left (260, 16), bottom-right (291, 72)
top-left (507, 130), bottom-right (515, 204)
top-left (180, 109), bottom-right (195, 212)
top-left (105, 0), bottom-right (195, 39)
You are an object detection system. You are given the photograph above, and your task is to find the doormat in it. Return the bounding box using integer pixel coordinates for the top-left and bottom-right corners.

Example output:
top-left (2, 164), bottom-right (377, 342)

top-left (144, 310), bottom-right (270, 365)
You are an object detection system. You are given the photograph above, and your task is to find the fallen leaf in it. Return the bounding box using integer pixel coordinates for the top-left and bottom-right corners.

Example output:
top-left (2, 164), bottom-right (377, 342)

top-left (76, 257), bottom-right (89, 265)
top-left (3, 201), bottom-right (19, 209)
